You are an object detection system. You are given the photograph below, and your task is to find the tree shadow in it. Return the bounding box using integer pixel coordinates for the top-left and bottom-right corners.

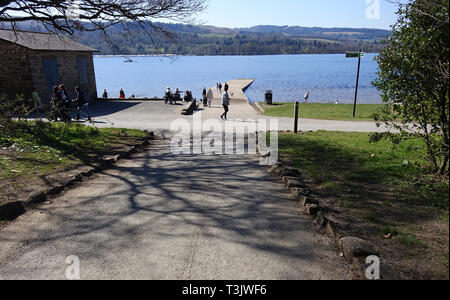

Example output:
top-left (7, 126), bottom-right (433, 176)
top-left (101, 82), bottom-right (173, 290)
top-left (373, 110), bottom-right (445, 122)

top-left (0, 139), bottom-right (341, 279)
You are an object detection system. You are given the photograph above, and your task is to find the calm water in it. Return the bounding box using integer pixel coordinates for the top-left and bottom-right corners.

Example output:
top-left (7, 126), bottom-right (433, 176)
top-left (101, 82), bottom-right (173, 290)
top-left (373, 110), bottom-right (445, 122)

top-left (94, 54), bottom-right (381, 104)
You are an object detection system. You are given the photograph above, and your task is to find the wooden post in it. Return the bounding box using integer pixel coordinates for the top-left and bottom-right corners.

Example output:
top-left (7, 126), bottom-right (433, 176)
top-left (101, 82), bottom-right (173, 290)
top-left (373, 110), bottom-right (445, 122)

top-left (353, 51), bottom-right (362, 118)
top-left (294, 101), bottom-right (299, 133)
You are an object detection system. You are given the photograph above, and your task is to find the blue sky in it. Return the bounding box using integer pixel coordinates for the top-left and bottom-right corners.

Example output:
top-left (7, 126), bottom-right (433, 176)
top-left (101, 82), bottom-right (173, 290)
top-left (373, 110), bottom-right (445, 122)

top-left (197, 0), bottom-right (399, 29)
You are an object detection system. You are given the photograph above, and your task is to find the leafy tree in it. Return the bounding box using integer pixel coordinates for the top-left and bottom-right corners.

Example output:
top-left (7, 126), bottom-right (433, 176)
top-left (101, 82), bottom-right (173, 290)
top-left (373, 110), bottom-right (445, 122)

top-left (372, 0), bottom-right (449, 174)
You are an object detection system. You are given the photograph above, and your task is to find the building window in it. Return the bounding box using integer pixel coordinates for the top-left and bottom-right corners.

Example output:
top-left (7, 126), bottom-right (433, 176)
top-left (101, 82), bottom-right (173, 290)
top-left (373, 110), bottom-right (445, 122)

top-left (77, 57), bottom-right (88, 85)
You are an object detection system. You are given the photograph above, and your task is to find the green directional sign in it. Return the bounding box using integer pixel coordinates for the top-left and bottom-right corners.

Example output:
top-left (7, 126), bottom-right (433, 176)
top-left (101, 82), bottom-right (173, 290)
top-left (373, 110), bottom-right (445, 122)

top-left (346, 51), bottom-right (365, 58)
top-left (346, 52), bottom-right (359, 58)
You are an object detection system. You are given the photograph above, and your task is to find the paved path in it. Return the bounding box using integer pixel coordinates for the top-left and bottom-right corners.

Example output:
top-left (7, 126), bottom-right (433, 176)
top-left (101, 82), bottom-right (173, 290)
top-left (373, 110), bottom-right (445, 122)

top-left (86, 100), bottom-right (387, 134)
top-left (81, 78), bottom-right (388, 133)
top-left (29, 78), bottom-right (389, 133)
top-left (0, 140), bottom-right (350, 280)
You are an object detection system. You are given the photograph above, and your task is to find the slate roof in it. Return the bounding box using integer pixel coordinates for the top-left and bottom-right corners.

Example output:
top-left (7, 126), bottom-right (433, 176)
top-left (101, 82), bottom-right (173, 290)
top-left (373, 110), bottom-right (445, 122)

top-left (0, 29), bottom-right (98, 52)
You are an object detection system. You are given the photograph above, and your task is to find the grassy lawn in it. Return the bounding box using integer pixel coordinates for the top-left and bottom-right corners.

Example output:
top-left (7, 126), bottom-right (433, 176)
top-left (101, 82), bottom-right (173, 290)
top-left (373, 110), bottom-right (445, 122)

top-left (0, 121), bottom-right (146, 206)
top-left (260, 102), bottom-right (384, 121)
top-left (277, 131), bottom-right (449, 279)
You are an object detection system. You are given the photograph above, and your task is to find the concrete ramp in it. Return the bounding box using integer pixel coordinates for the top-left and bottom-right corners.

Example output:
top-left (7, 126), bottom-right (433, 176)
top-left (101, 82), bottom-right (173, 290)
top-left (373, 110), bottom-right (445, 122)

top-left (212, 79), bottom-right (254, 102)
top-left (199, 79), bottom-right (257, 120)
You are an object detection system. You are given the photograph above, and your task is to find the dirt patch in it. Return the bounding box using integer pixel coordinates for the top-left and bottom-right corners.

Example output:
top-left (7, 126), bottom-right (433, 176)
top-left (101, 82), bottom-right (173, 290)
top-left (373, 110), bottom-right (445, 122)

top-left (301, 175), bottom-right (449, 280)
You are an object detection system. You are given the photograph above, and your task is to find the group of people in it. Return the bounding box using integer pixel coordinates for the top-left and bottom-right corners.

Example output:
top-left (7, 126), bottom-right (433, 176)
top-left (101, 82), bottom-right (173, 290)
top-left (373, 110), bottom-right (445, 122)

top-left (164, 84), bottom-right (230, 120)
top-left (215, 82), bottom-right (230, 93)
top-left (102, 88), bottom-right (129, 99)
top-left (202, 87), bottom-right (214, 108)
top-left (191, 84), bottom-right (231, 119)
top-left (216, 82), bottom-right (229, 93)
top-left (164, 87), bottom-right (192, 105)
top-left (49, 84), bottom-right (92, 122)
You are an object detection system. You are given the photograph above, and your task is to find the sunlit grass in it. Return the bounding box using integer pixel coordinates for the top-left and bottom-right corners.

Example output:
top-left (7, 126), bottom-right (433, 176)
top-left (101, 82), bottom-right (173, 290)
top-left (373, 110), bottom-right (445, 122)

top-left (260, 102), bottom-right (384, 121)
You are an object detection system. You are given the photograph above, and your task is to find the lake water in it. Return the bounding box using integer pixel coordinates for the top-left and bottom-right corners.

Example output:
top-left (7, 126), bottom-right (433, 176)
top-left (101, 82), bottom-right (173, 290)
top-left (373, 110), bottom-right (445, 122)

top-left (94, 54), bottom-right (382, 104)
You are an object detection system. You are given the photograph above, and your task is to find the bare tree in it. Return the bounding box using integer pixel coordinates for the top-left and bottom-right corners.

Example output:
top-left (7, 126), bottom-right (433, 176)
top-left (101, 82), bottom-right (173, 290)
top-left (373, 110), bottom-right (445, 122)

top-left (0, 0), bottom-right (207, 45)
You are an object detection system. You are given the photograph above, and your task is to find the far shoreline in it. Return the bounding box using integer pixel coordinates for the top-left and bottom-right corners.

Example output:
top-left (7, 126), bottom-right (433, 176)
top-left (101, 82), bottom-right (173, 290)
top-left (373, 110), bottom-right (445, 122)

top-left (94, 52), bottom-right (380, 58)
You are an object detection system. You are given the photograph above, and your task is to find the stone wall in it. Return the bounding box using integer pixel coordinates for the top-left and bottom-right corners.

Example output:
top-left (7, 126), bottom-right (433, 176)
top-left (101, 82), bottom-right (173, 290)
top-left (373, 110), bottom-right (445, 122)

top-left (0, 40), bottom-right (33, 100)
top-left (27, 50), bottom-right (98, 106)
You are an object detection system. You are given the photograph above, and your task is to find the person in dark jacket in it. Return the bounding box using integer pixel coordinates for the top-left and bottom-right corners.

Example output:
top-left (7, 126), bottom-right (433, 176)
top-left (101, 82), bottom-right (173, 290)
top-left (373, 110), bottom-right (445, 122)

top-left (202, 87), bottom-right (207, 106)
top-left (73, 86), bottom-right (92, 122)
top-left (49, 86), bottom-right (70, 122)
top-left (52, 86), bottom-right (63, 103)
top-left (59, 84), bottom-right (68, 101)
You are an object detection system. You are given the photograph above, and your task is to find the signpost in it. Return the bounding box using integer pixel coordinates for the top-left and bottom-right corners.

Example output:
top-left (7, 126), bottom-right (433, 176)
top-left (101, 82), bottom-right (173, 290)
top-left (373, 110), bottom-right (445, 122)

top-left (294, 101), bottom-right (299, 133)
top-left (346, 51), bottom-right (364, 118)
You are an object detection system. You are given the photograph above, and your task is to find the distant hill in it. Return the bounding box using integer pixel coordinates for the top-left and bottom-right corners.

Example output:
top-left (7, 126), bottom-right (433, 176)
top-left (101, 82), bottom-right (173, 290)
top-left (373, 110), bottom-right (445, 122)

top-left (237, 25), bottom-right (389, 39)
top-left (2, 21), bottom-right (390, 55)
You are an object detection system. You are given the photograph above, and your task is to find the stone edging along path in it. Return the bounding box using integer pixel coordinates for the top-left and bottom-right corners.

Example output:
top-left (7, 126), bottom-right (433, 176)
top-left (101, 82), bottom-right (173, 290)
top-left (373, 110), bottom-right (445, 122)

top-left (0, 131), bottom-right (158, 222)
top-left (255, 131), bottom-right (410, 280)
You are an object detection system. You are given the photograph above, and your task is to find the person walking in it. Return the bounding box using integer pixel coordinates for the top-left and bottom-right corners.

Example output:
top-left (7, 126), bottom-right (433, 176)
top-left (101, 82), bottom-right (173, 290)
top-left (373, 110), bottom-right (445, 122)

top-left (207, 88), bottom-right (214, 108)
top-left (219, 83), bottom-right (222, 93)
top-left (304, 91), bottom-right (310, 103)
top-left (73, 86), bottom-right (92, 122)
top-left (220, 85), bottom-right (230, 120)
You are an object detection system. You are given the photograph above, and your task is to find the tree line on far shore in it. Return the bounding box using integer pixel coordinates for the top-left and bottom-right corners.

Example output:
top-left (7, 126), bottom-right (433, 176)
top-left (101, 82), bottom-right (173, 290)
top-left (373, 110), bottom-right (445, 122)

top-left (72, 23), bottom-right (387, 56)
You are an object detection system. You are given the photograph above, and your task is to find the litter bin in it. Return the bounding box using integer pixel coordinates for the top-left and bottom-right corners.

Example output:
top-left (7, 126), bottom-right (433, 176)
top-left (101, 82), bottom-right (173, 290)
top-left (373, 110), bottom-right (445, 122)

top-left (265, 90), bottom-right (273, 105)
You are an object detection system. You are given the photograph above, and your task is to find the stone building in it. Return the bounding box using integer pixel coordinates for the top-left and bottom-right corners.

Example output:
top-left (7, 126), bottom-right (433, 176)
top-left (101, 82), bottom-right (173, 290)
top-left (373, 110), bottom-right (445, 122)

top-left (0, 29), bottom-right (98, 106)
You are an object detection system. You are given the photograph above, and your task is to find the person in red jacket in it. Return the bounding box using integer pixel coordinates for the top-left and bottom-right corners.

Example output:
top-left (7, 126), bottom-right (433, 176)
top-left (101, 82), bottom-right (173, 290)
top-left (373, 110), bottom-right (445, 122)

top-left (119, 88), bottom-right (126, 99)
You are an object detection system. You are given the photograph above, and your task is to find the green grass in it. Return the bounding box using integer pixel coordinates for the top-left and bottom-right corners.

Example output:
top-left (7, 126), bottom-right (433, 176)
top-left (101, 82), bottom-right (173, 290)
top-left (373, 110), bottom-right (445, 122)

top-left (0, 122), bottom-right (146, 203)
top-left (398, 233), bottom-right (428, 249)
top-left (276, 131), bottom-right (449, 278)
top-left (277, 131), bottom-right (448, 210)
top-left (260, 102), bottom-right (384, 121)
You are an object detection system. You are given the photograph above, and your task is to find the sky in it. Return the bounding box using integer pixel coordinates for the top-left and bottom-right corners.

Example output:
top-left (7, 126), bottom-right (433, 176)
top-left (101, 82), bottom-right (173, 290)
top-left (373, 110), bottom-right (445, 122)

top-left (196, 0), bottom-right (399, 29)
